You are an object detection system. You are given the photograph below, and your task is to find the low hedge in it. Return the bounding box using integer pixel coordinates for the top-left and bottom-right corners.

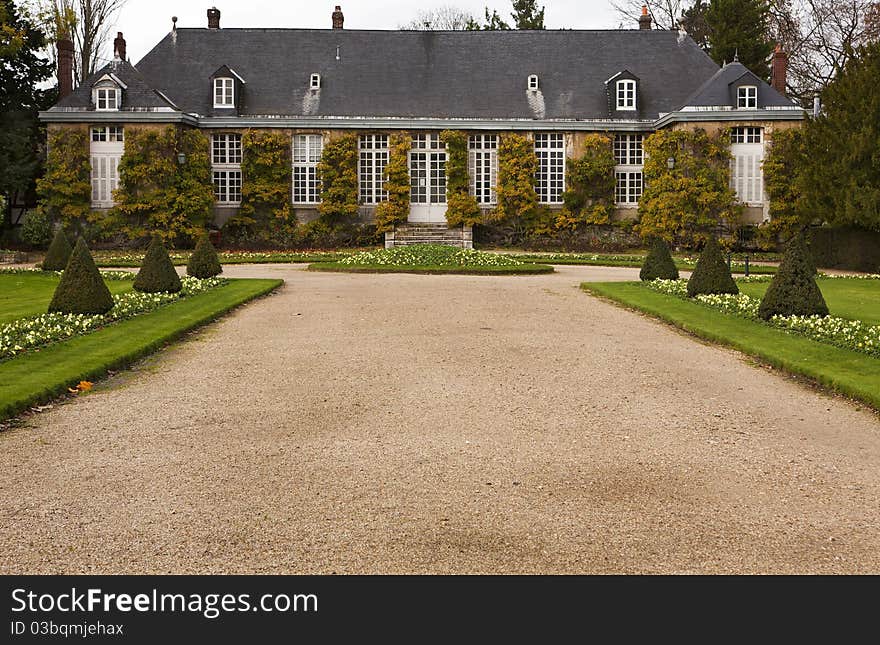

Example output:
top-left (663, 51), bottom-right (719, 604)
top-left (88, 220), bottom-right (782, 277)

top-left (809, 226), bottom-right (880, 273)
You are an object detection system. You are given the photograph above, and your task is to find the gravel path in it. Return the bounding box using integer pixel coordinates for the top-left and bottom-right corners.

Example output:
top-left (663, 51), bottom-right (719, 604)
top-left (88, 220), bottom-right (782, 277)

top-left (1, 264), bottom-right (878, 574)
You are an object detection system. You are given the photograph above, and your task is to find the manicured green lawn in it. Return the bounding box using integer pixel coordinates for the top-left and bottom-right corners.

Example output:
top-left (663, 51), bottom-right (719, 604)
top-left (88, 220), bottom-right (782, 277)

top-left (740, 279), bottom-right (880, 326)
top-left (582, 281), bottom-right (880, 410)
top-left (0, 273), bottom-right (131, 325)
top-left (0, 278), bottom-right (281, 420)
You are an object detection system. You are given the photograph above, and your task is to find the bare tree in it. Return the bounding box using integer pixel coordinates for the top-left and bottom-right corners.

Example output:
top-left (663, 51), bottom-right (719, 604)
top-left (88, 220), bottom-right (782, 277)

top-left (611, 0), bottom-right (689, 29)
top-left (771, 0), bottom-right (878, 102)
top-left (29, 0), bottom-right (128, 86)
top-left (399, 5), bottom-right (477, 30)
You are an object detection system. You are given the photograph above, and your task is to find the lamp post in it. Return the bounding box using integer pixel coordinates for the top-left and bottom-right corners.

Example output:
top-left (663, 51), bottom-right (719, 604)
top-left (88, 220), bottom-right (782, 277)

top-left (666, 157), bottom-right (675, 170)
top-left (177, 152), bottom-right (186, 165)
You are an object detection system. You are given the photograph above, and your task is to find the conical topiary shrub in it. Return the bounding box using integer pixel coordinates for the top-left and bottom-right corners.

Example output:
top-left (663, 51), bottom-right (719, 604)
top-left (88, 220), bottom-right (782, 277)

top-left (41, 228), bottom-right (73, 272)
top-left (133, 237), bottom-right (182, 293)
top-left (758, 232), bottom-right (828, 320)
top-left (639, 237), bottom-right (679, 281)
top-left (48, 238), bottom-right (114, 315)
top-left (186, 233), bottom-right (222, 278)
top-left (687, 235), bottom-right (739, 297)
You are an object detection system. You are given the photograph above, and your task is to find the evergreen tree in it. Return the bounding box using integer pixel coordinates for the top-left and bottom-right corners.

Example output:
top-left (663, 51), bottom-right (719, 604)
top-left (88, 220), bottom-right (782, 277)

top-left (0, 0), bottom-right (54, 230)
top-left (134, 237), bottom-right (182, 293)
top-left (798, 40), bottom-right (880, 231)
top-left (686, 235), bottom-right (739, 296)
top-left (680, 0), bottom-right (711, 50)
top-left (469, 1), bottom-right (544, 30)
top-left (48, 238), bottom-right (114, 315)
top-left (41, 228), bottom-right (73, 271)
top-left (477, 8), bottom-right (509, 30)
top-left (186, 233), bottom-right (222, 279)
top-left (511, 0), bottom-right (544, 29)
top-left (758, 232), bottom-right (828, 319)
top-left (640, 238), bottom-right (680, 281)
top-left (705, 0), bottom-right (773, 79)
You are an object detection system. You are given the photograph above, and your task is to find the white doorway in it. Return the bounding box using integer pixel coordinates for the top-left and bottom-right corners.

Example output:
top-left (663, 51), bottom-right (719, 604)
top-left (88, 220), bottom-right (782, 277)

top-left (409, 134), bottom-right (447, 223)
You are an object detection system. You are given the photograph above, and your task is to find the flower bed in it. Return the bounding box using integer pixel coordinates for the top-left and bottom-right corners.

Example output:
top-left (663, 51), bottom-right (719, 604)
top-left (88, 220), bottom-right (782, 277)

top-left (645, 278), bottom-right (880, 358)
top-left (0, 267), bottom-right (135, 280)
top-left (310, 244), bottom-right (554, 274)
top-left (340, 245), bottom-right (527, 267)
top-left (91, 249), bottom-right (352, 267)
top-left (0, 276), bottom-right (225, 360)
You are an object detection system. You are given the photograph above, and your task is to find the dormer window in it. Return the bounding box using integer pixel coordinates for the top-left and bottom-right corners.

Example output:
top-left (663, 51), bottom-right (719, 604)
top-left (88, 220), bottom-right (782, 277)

top-left (310, 73), bottom-right (321, 90)
top-left (95, 85), bottom-right (120, 111)
top-left (737, 85), bottom-right (757, 108)
top-left (214, 77), bottom-right (234, 107)
top-left (528, 75), bottom-right (539, 91)
top-left (616, 79), bottom-right (636, 110)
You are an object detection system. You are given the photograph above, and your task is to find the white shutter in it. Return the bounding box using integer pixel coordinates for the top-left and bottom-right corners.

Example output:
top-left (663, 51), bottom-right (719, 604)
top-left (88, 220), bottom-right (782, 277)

top-left (730, 144), bottom-right (764, 205)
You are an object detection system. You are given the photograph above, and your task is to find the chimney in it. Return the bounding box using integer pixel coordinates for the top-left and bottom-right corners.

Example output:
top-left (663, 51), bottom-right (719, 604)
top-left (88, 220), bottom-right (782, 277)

top-left (332, 5), bottom-right (344, 29)
top-left (113, 32), bottom-right (126, 61)
top-left (639, 5), bottom-right (652, 30)
top-left (771, 43), bottom-right (788, 95)
top-left (57, 37), bottom-right (74, 99)
top-left (207, 7), bottom-right (221, 29)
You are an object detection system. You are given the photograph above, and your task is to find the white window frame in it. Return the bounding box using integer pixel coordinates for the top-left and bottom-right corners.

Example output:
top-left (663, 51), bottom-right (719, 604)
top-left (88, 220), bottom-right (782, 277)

top-left (359, 134), bottom-right (389, 204)
top-left (737, 85), bottom-right (758, 109)
top-left (534, 133), bottom-right (565, 204)
top-left (90, 126), bottom-right (124, 143)
top-left (95, 86), bottom-right (120, 111)
top-left (310, 73), bottom-right (321, 90)
top-left (528, 75), bottom-right (539, 91)
top-left (730, 127), bottom-right (764, 206)
top-left (211, 134), bottom-right (242, 205)
top-left (613, 134), bottom-right (644, 206)
top-left (292, 134), bottom-right (323, 204)
top-left (616, 79), bottom-right (636, 111)
top-left (615, 172), bottom-right (643, 205)
top-left (90, 126), bottom-right (124, 207)
top-left (468, 135), bottom-right (498, 205)
top-left (214, 77), bottom-right (235, 107)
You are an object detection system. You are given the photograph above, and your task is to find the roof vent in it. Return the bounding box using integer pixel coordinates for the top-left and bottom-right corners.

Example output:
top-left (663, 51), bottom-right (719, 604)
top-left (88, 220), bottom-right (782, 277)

top-left (208, 7), bottom-right (220, 29)
top-left (332, 5), bottom-right (344, 29)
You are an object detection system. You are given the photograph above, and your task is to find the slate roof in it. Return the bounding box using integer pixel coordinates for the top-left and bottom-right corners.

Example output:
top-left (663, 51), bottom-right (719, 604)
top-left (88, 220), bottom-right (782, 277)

top-left (54, 58), bottom-right (177, 110)
top-left (50, 29), bottom-right (799, 120)
top-left (681, 61), bottom-right (793, 108)
top-left (129, 28), bottom-right (721, 120)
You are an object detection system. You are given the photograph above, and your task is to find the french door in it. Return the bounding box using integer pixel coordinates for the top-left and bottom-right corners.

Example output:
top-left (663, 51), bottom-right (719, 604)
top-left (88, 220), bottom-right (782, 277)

top-left (409, 134), bottom-right (447, 223)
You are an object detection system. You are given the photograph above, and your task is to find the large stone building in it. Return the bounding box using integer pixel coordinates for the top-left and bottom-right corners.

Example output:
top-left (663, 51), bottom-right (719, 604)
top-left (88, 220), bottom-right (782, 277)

top-left (40, 5), bottom-right (805, 248)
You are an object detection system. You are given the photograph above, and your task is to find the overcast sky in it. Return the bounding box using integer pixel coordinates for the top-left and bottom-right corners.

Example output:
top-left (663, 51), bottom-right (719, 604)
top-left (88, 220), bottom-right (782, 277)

top-left (99, 1), bottom-right (626, 65)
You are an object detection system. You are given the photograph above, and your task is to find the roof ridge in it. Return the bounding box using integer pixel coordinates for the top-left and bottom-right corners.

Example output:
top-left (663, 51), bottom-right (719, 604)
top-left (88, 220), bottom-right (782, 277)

top-left (172, 27), bottom-right (679, 34)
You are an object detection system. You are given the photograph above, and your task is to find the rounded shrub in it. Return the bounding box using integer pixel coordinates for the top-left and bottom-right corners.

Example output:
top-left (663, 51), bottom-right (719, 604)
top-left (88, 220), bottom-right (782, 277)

top-left (639, 237), bottom-right (679, 281)
top-left (186, 233), bottom-right (222, 278)
top-left (41, 228), bottom-right (73, 271)
top-left (20, 210), bottom-right (53, 249)
top-left (686, 235), bottom-right (738, 297)
top-left (48, 238), bottom-right (114, 315)
top-left (134, 237), bottom-right (182, 293)
top-left (758, 232), bottom-right (828, 320)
